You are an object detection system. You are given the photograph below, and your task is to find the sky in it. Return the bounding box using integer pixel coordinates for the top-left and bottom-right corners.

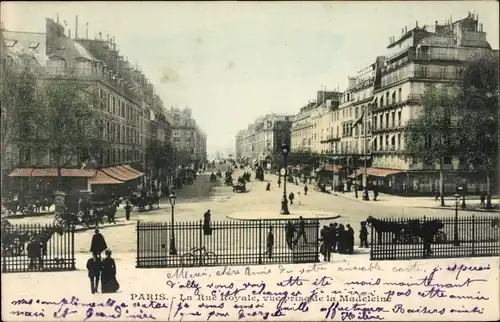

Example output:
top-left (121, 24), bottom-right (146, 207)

top-left (2, 1), bottom-right (499, 157)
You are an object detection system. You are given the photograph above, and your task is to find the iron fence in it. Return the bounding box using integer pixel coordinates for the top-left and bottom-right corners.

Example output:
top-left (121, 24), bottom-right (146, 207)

top-left (136, 219), bottom-right (320, 268)
top-left (1, 223), bottom-right (76, 273)
top-left (370, 215), bottom-right (500, 260)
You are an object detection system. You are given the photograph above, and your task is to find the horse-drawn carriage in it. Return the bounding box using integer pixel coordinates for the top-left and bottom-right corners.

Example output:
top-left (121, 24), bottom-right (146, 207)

top-left (128, 194), bottom-right (160, 212)
top-left (233, 183), bottom-right (247, 193)
top-left (2, 193), bottom-right (54, 216)
top-left (366, 216), bottom-right (447, 244)
top-left (1, 218), bottom-right (64, 257)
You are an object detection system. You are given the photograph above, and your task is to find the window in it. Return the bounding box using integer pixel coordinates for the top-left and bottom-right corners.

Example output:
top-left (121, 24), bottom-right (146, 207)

top-left (440, 67), bottom-right (446, 79)
top-left (385, 114), bottom-right (389, 129)
top-left (443, 157), bottom-right (452, 164)
top-left (421, 65), bottom-right (428, 77)
top-left (398, 88), bottom-right (402, 102)
top-left (397, 134), bottom-right (401, 149)
top-left (391, 112), bottom-right (395, 127)
top-left (398, 110), bottom-right (402, 126)
top-left (379, 115), bottom-right (383, 128)
top-left (5, 40), bottom-right (17, 47)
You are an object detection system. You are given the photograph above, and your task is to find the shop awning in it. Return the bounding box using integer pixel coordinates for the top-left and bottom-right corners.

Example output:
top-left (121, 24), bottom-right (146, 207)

top-left (88, 171), bottom-right (124, 185)
top-left (116, 165), bottom-right (143, 179)
top-left (8, 168), bottom-right (34, 177)
top-left (350, 167), bottom-right (401, 178)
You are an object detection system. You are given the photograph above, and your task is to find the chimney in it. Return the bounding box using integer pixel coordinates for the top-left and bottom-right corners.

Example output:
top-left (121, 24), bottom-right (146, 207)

top-left (86, 22), bottom-right (88, 39)
top-left (56, 13), bottom-right (59, 23)
top-left (68, 29), bottom-right (71, 39)
top-left (416, 21), bottom-right (418, 28)
top-left (75, 15), bottom-right (78, 39)
top-left (405, 26), bottom-right (407, 33)
top-left (99, 32), bottom-right (102, 40)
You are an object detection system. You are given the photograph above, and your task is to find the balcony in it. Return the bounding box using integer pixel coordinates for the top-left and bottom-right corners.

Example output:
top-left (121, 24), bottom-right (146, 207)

top-left (372, 94), bottom-right (422, 112)
top-left (372, 145), bottom-right (403, 154)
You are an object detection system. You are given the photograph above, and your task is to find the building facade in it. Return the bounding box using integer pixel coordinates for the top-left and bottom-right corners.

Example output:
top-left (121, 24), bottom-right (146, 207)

top-left (168, 107), bottom-right (207, 165)
top-left (368, 13), bottom-right (494, 194)
top-left (1, 18), bottom-right (172, 171)
top-left (235, 113), bottom-right (292, 167)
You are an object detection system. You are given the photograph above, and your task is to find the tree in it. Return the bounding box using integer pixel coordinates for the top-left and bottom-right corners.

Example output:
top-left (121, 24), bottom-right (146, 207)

top-left (36, 72), bottom-right (100, 191)
top-left (288, 148), bottom-right (321, 168)
top-left (145, 139), bottom-right (174, 180)
top-left (455, 53), bottom-right (499, 208)
top-left (405, 85), bottom-right (460, 206)
top-left (1, 66), bottom-right (43, 169)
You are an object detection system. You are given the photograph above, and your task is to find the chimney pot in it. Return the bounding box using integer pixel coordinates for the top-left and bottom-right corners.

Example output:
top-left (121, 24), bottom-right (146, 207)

top-left (75, 15), bottom-right (79, 39)
top-left (68, 29), bottom-right (71, 39)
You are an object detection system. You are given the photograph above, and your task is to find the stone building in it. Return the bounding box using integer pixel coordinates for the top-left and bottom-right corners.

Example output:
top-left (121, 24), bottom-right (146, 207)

top-left (1, 17), bottom-right (172, 191)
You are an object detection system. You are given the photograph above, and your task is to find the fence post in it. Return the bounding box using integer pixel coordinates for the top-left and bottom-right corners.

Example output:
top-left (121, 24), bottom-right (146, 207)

top-left (199, 220), bottom-right (203, 266)
top-left (315, 219), bottom-right (320, 263)
top-left (136, 221), bottom-right (140, 268)
top-left (471, 215), bottom-right (475, 256)
top-left (258, 220), bottom-right (262, 265)
top-left (370, 221), bottom-right (374, 260)
top-left (71, 224), bottom-right (76, 270)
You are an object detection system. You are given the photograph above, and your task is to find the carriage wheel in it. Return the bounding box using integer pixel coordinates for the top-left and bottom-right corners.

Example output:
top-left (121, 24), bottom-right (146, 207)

top-left (433, 231), bottom-right (447, 243)
top-left (203, 252), bottom-right (218, 266)
top-left (181, 253), bottom-right (196, 267)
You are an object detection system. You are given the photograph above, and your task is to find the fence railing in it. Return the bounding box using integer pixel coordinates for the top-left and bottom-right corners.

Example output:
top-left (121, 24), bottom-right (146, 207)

top-left (370, 215), bottom-right (500, 260)
top-left (1, 223), bottom-right (76, 273)
top-left (136, 219), bottom-right (320, 268)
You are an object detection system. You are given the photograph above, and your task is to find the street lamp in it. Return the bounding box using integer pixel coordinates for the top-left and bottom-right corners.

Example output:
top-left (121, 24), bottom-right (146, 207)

top-left (280, 143), bottom-right (290, 215)
top-left (169, 192), bottom-right (178, 255)
top-left (453, 193), bottom-right (460, 247)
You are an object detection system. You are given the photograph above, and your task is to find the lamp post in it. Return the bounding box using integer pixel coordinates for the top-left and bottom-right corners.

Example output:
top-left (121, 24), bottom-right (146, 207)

top-left (169, 192), bottom-right (178, 255)
top-left (280, 143), bottom-right (290, 215)
top-left (453, 193), bottom-right (460, 246)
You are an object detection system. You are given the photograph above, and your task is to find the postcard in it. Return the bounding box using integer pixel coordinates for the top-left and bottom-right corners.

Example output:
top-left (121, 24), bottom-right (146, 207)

top-left (1, 1), bottom-right (499, 321)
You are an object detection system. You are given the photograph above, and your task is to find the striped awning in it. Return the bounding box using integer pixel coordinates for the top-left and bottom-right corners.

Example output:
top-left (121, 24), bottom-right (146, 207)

top-left (60, 168), bottom-right (96, 177)
top-left (8, 168), bottom-right (34, 177)
top-left (31, 168), bottom-right (58, 177)
top-left (100, 166), bottom-right (142, 182)
top-left (88, 170), bottom-right (124, 185)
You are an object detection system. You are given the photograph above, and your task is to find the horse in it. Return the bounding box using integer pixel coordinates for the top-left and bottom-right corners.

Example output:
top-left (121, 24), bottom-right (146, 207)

top-left (407, 218), bottom-right (445, 257)
top-left (366, 216), bottom-right (407, 244)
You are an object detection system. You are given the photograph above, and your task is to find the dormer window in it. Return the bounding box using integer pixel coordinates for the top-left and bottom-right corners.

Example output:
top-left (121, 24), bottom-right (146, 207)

top-left (4, 39), bottom-right (17, 47)
top-left (28, 42), bottom-right (40, 50)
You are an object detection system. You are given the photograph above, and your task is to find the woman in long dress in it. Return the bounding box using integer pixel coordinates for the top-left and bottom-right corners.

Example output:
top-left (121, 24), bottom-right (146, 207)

top-left (101, 249), bottom-right (119, 293)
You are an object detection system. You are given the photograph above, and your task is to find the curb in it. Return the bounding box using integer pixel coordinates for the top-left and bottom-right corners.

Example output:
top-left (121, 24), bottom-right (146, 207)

top-left (414, 206), bottom-right (499, 213)
top-left (2, 211), bottom-right (55, 219)
top-left (74, 221), bottom-right (135, 232)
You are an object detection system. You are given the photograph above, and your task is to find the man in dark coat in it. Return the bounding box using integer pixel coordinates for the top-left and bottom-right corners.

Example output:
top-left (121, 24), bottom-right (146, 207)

top-left (288, 192), bottom-right (295, 205)
top-left (27, 236), bottom-right (43, 270)
top-left (87, 253), bottom-right (102, 294)
top-left (266, 182), bottom-right (271, 191)
top-left (203, 210), bottom-right (212, 235)
top-left (285, 221), bottom-right (296, 250)
top-left (330, 223), bottom-right (338, 252)
top-left (266, 225), bottom-right (274, 259)
top-left (304, 184), bottom-right (308, 196)
top-left (124, 200), bottom-right (132, 221)
top-left (294, 216), bottom-right (308, 245)
top-left (359, 221), bottom-right (369, 248)
top-left (346, 224), bottom-right (355, 254)
top-left (90, 229), bottom-right (107, 259)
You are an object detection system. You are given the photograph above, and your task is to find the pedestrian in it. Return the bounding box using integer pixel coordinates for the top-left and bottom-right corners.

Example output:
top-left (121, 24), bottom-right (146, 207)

top-left (101, 249), bottom-right (119, 293)
top-left (203, 209), bottom-right (212, 235)
top-left (266, 225), bottom-right (274, 259)
top-left (373, 186), bottom-right (379, 201)
top-left (294, 216), bottom-right (308, 245)
top-left (359, 221), bottom-right (369, 248)
top-left (124, 200), bottom-right (132, 221)
top-left (277, 178), bottom-right (281, 188)
top-left (27, 236), bottom-right (43, 270)
top-left (297, 192), bottom-right (301, 205)
top-left (107, 203), bottom-right (117, 224)
top-left (480, 192), bottom-right (486, 205)
top-left (90, 229), bottom-right (108, 259)
top-left (434, 191), bottom-right (440, 202)
top-left (288, 192), bottom-right (295, 205)
top-left (346, 224), bottom-right (355, 254)
top-left (266, 182), bottom-right (271, 191)
top-left (285, 220), bottom-right (296, 250)
top-left (330, 223), bottom-right (338, 252)
top-left (318, 225), bottom-right (329, 260)
top-left (337, 224), bottom-right (346, 254)
top-left (304, 184), bottom-right (308, 196)
top-left (87, 252), bottom-right (102, 294)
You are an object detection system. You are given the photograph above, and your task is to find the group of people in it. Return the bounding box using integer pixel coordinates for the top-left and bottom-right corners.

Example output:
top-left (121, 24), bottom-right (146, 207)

top-left (88, 229), bottom-right (119, 294)
top-left (318, 223), bottom-right (357, 261)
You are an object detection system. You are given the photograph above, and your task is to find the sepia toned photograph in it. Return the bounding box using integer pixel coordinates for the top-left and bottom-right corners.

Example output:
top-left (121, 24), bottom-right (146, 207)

top-left (1, 1), bottom-right (499, 321)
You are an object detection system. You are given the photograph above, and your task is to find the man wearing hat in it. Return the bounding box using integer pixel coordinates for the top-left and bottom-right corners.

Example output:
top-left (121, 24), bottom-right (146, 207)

top-left (90, 228), bottom-right (108, 259)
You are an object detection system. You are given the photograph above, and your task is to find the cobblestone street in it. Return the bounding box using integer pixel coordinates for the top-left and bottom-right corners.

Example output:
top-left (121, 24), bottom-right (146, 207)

top-left (6, 165), bottom-right (497, 255)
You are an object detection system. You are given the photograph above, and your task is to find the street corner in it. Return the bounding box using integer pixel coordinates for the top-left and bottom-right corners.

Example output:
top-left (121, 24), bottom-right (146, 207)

top-left (226, 210), bottom-right (342, 221)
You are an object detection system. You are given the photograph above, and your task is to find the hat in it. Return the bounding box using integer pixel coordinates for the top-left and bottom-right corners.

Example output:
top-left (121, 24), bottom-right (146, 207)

top-left (105, 249), bottom-right (112, 256)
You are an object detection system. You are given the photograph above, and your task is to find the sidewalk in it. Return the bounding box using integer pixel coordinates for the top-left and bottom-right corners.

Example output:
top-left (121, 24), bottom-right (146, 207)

top-left (332, 190), bottom-right (499, 212)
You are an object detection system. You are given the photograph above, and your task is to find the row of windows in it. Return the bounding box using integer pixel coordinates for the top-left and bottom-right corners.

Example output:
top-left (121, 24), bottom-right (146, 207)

top-left (373, 110), bottom-right (403, 129)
